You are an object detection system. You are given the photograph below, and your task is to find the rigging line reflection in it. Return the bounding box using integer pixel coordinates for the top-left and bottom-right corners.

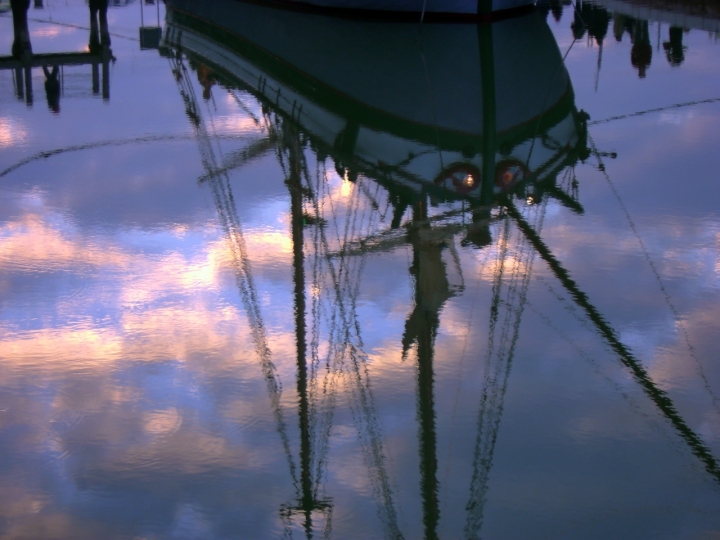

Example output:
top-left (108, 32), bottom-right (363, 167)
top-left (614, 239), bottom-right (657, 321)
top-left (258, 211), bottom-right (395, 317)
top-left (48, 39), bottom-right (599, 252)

top-left (168, 51), bottom-right (300, 488)
top-left (534, 274), bottom-right (596, 336)
top-left (524, 299), bottom-right (691, 461)
top-left (440, 239), bottom-right (496, 517)
top-left (280, 120), bottom-right (334, 539)
top-left (304, 161), bottom-right (404, 540)
top-left (587, 134), bottom-right (720, 417)
top-left (319, 172), bottom-right (405, 539)
top-left (505, 198), bottom-right (720, 484)
top-left (465, 196), bottom-right (546, 539)
top-left (318, 203), bottom-right (400, 536)
top-left (285, 121), bottom-right (384, 535)
top-left (0, 133), bottom-right (258, 179)
top-left (229, 89), bottom-right (262, 125)
top-left (269, 114), bottom-right (403, 539)
top-left (463, 37), bottom-right (576, 530)
top-left (588, 97), bottom-right (720, 126)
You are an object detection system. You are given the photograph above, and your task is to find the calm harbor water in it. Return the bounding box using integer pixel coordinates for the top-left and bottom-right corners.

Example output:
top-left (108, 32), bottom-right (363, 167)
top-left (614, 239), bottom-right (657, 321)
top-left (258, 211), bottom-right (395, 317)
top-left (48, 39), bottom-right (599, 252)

top-left (1, 0), bottom-right (720, 538)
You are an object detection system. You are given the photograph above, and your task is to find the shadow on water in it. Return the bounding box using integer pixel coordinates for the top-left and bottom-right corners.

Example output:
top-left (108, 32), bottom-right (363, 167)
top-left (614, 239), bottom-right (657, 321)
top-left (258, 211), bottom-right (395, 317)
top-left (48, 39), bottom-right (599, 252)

top-left (157, 1), bottom-right (720, 537)
top-left (1, 0), bottom-right (114, 109)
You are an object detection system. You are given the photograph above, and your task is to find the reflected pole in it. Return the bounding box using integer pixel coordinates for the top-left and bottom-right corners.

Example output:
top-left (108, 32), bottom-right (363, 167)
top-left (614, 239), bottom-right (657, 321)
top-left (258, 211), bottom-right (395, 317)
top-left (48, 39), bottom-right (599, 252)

top-left (102, 50), bottom-right (110, 100)
top-left (13, 67), bottom-right (24, 100)
top-left (89, 0), bottom-right (111, 100)
top-left (417, 320), bottom-right (440, 540)
top-left (284, 128), bottom-right (332, 538)
top-left (289, 132), bottom-right (314, 537)
top-left (92, 61), bottom-right (100, 95)
top-left (23, 63), bottom-right (33, 106)
top-left (405, 197), bottom-right (449, 540)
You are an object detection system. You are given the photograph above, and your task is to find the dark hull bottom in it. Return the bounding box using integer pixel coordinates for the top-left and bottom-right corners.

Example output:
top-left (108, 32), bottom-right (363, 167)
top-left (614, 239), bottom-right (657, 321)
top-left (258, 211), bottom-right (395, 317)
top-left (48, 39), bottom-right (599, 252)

top-left (223, 0), bottom-right (536, 22)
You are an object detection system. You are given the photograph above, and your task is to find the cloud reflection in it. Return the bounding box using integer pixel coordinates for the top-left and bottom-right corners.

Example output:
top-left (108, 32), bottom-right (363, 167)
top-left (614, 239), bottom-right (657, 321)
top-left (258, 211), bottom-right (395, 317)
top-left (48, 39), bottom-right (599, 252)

top-left (0, 118), bottom-right (28, 149)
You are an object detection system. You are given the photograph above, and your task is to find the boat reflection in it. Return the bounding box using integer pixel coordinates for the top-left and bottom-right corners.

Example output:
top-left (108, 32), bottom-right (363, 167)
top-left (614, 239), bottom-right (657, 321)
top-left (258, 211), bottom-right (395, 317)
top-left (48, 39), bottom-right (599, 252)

top-left (160, 2), bottom-right (720, 538)
top-left (164, 0), bottom-right (589, 209)
top-left (160, 6), bottom-right (589, 539)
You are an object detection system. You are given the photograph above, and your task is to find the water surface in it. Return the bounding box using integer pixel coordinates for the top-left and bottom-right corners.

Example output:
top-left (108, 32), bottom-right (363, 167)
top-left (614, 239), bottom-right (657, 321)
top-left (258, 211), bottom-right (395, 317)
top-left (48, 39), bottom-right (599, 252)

top-left (1, 1), bottom-right (720, 538)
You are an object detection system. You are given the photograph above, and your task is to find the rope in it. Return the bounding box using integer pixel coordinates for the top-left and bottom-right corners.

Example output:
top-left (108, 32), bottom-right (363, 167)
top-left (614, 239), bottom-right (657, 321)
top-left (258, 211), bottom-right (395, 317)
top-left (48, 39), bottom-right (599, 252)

top-left (588, 133), bottom-right (720, 416)
top-left (588, 97), bottom-right (720, 126)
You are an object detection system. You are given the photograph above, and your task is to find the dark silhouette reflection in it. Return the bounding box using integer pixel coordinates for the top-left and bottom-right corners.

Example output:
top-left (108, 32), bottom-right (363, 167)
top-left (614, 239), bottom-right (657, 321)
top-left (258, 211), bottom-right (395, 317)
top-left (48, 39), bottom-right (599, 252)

top-left (610, 12), bottom-right (655, 77)
top-left (537, 0), bottom-right (569, 22)
top-left (2, 0), bottom-right (114, 107)
top-left (599, 0), bottom-right (720, 69)
top-left (194, 63), bottom-right (216, 101)
top-left (570, 1), bottom-right (611, 89)
top-left (42, 64), bottom-right (60, 113)
top-left (163, 0), bottom-right (589, 212)
top-left (571, 1), bottom-right (610, 44)
top-left (613, 11), bottom-right (624, 41)
top-left (160, 0), bottom-right (720, 536)
top-left (580, 4), bottom-right (695, 76)
top-left (89, 0), bottom-right (111, 53)
top-left (161, 4), bottom-right (588, 538)
top-left (89, 0), bottom-right (112, 99)
top-left (664, 26), bottom-right (686, 66)
top-left (630, 19), bottom-right (652, 77)
top-left (9, 0), bottom-right (32, 105)
top-left (10, 0), bottom-right (32, 59)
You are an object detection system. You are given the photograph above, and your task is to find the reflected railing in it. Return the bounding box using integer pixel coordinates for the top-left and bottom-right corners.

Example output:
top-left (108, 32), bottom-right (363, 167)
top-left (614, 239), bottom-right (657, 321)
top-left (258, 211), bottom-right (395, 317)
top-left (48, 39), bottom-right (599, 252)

top-left (1, 0), bottom-right (114, 109)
